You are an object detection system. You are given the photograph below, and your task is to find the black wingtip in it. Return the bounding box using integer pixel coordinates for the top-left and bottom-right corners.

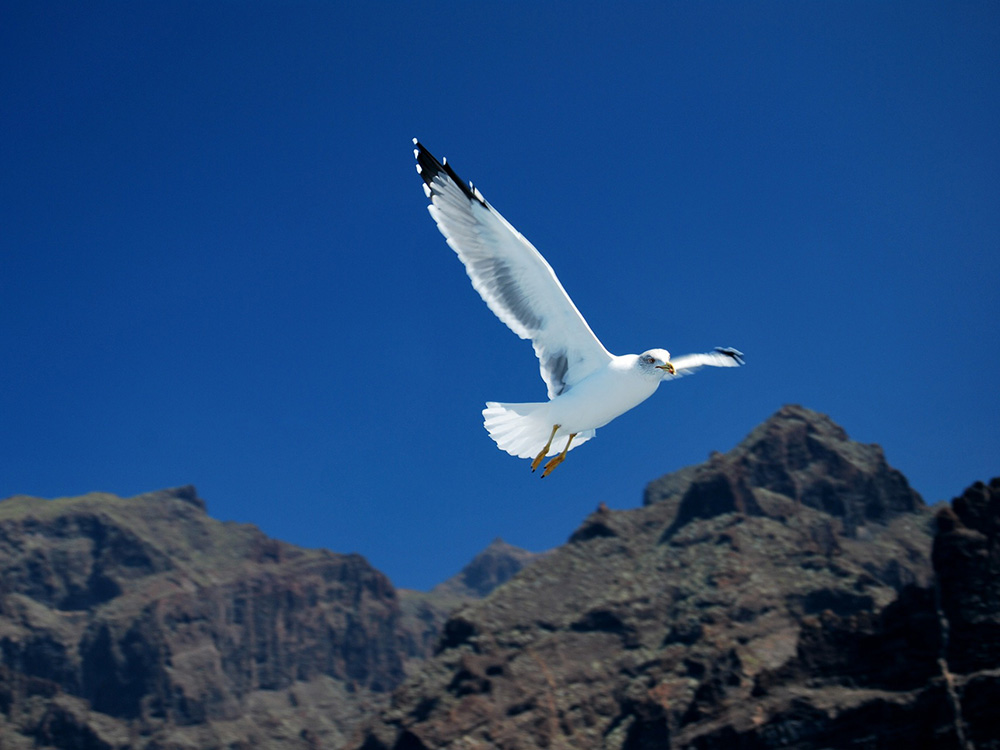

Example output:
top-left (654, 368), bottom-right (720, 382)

top-left (413, 140), bottom-right (480, 204)
top-left (715, 347), bottom-right (746, 366)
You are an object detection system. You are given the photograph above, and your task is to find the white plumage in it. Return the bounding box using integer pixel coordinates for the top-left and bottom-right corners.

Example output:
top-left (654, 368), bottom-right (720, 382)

top-left (414, 140), bottom-right (744, 475)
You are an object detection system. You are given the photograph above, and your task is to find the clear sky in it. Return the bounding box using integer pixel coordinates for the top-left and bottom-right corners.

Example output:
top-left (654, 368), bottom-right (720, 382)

top-left (3, 2), bottom-right (998, 590)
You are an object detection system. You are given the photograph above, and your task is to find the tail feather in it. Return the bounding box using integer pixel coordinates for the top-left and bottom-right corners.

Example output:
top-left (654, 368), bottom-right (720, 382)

top-left (483, 402), bottom-right (595, 459)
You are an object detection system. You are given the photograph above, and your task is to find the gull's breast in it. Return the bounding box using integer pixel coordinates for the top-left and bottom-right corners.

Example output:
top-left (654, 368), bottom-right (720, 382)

top-left (548, 363), bottom-right (660, 434)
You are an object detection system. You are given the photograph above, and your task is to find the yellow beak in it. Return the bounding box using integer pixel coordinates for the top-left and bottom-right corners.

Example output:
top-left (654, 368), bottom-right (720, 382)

top-left (656, 362), bottom-right (676, 375)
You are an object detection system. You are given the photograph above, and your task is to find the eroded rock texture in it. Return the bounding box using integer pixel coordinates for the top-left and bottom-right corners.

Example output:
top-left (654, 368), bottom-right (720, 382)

top-left (398, 540), bottom-right (546, 672)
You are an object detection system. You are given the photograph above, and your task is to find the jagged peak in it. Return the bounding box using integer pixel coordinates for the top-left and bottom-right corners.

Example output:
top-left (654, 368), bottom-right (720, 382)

top-left (742, 404), bottom-right (850, 444)
top-left (646, 404), bottom-right (923, 534)
top-left (431, 539), bottom-right (543, 598)
top-left (131, 485), bottom-right (206, 512)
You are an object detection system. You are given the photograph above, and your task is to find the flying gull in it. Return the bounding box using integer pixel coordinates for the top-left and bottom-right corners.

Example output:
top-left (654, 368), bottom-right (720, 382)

top-left (414, 140), bottom-right (744, 477)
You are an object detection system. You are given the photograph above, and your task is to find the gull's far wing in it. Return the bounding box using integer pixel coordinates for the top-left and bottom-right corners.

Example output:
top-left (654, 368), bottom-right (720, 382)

top-left (663, 347), bottom-right (746, 380)
top-left (414, 139), bottom-right (612, 399)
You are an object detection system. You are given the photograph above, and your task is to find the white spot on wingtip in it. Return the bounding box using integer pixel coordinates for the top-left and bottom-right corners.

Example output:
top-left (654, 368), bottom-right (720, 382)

top-left (413, 149), bottom-right (419, 160)
top-left (422, 184), bottom-right (431, 198)
top-left (415, 163), bottom-right (422, 173)
top-left (412, 137), bottom-right (418, 145)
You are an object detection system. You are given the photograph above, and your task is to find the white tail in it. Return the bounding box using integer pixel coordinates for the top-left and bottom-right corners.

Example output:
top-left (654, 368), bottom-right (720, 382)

top-left (482, 402), bottom-right (595, 459)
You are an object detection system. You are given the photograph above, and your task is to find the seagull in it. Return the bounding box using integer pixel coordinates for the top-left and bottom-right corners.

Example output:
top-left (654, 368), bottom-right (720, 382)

top-left (414, 140), bottom-right (744, 478)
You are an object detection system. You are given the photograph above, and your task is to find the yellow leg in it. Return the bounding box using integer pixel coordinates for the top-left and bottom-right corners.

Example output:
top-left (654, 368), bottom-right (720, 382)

top-left (541, 433), bottom-right (577, 478)
top-left (531, 424), bottom-right (561, 473)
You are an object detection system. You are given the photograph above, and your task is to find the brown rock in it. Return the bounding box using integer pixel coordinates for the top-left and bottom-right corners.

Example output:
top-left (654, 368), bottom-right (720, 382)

top-left (0, 486), bottom-right (405, 748)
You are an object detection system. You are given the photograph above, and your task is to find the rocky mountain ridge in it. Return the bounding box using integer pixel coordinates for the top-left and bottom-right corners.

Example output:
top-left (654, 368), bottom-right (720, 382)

top-left (0, 486), bottom-right (407, 748)
top-left (1, 405), bottom-right (996, 749)
top-left (0, 484), bottom-right (541, 749)
top-left (354, 406), bottom-right (997, 749)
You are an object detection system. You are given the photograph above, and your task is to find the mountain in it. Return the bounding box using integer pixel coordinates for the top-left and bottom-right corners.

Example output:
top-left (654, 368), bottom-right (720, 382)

top-left (0, 486), bottom-right (404, 749)
top-left (2, 405), bottom-right (997, 749)
top-left (0, 486), bottom-right (537, 749)
top-left (354, 406), bottom-right (999, 749)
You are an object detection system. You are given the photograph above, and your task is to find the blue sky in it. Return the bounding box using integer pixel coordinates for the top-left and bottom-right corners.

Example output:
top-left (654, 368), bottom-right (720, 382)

top-left (3, 2), bottom-right (998, 590)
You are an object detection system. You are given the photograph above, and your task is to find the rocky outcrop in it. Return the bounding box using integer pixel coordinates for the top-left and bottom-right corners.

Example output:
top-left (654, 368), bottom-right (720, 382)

top-left (355, 406), bottom-right (956, 750)
top-left (431, 539), bottom-right (545, 600)
top-left (398, 540), bottom-right (544, 670)
top-left (726, 478), bottom-right (1000, 750)
top-left (647, 404), bottom-right (923, 535)
top-left (934, 479), bottom-right (1000, 675)
top-left (0, 486), bottom-right (406, 749)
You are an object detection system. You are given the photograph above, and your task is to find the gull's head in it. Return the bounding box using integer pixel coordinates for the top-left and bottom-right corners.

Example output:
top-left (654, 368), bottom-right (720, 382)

top-left (639, 349), bottom-right (674, 376)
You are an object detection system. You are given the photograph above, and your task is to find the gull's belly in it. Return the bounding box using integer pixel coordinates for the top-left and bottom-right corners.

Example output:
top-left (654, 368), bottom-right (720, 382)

top-left (549, 367), bottom-right (660, 434)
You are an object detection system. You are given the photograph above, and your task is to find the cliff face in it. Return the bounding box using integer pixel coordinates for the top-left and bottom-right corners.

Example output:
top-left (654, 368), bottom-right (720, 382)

top-left (354, 406), bottom-right (998, 750)
top-left (934, 480), bottom-right (1000, 676)
top-left (741, 478), bottom-right (1000, 750)
top-left (0, 486), bottom-right (406, 749)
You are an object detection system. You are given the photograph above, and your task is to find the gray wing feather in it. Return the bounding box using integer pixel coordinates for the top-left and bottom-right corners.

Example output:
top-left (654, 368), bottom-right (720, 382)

top-left (415, 140), bottom-right (612, 398)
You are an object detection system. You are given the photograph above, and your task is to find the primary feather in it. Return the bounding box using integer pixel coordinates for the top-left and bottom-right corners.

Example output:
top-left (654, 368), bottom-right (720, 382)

top-left (414, 139), bottom-right (612, 400)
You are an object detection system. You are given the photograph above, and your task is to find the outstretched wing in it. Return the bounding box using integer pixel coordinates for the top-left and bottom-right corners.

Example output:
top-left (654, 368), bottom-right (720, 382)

top-left (414, 139), bottom-right (612, 399)
top-left (664, 347), bottom-right (746, 379)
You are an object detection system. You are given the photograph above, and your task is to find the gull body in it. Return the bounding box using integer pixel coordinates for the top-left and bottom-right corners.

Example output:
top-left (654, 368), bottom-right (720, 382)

top-left (549, 353), bottom-right (665, 434)
top-left (413, 140), bottom-right (745, 476)
top-left (484, 351), bottom-right (671, 460)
